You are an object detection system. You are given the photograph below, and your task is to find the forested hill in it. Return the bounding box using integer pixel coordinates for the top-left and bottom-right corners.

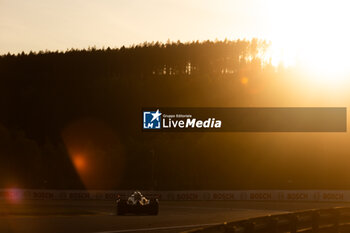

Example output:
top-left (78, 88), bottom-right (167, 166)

top-left (0, 39), bottom-right (272, 80)
top-left (0, 39), bottom-right (276, 146)
top-left (0, 39), bottom-right (314, 191)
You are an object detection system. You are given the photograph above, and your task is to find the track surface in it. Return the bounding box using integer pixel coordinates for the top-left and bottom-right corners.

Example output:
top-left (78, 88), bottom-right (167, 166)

top-left (1, 200), bottom-right (350, 233)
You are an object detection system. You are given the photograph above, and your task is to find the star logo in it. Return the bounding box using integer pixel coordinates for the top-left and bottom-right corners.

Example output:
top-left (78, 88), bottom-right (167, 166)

top-left (143, 109), bottom-right (162, 129)
top-left (150, 109), bottom-right (162, 122)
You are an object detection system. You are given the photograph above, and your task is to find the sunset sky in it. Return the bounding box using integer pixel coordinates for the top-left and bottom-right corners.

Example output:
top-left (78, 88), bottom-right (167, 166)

top-left (0, 0), bottom-right (267, 54)
top-left (1, 0), bottom-right (350, 75)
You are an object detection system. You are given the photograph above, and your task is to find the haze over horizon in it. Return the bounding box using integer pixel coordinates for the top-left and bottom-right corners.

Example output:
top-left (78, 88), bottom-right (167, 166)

top-left (1, 0), bottom-right (349, 56)
top-left (0, 0), bottom-right (263, 54)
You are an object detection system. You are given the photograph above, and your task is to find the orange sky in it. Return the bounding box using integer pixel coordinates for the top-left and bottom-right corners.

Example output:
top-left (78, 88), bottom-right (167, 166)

top-left (1, 0), bottom-right (350, 72)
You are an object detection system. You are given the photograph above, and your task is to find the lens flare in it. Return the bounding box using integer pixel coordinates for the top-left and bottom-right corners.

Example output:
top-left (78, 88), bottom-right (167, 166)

top-left (73, 154), bottom-right (87, 172)
top-left (62, 118), bottom-right (125, 189)
top-left (241, 77), bottom-right (249, 85)
top-left (6, 188), bottom-right (23, 204)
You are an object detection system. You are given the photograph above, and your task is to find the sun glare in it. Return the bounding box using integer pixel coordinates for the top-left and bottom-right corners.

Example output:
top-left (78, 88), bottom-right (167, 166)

top-left (265, 0), bottom-right (350, 84)
top-left (73, 154), bottom-right (87, 172)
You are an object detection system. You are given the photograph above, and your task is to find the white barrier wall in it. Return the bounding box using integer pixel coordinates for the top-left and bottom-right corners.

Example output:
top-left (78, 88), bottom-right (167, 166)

top-left (0, 189), bottom-right (347, 202)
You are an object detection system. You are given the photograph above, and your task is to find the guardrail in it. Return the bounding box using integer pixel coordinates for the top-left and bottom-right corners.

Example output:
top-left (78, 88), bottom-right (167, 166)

top-left (185, 207), bottom-right (350, 233)
top-left (1, 189), bottom-right (348, 201)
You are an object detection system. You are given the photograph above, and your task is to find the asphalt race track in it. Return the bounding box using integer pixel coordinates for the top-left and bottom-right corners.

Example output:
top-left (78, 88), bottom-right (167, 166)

top-left (1, 200), bottom-right (350, 233)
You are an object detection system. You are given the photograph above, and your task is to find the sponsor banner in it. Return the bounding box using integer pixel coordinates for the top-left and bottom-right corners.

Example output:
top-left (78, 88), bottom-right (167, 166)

top-left (142, 108), bottom-right (346, 132)
top-left (211, 191), bottom-right (236, 200)
top-left (279, 191), bottom-right (312, 201)
top-left (0, 189), bottom-right (350, 202)
top-left (247, 191), bottom-right (274, 200)
top-left (319, 191), bottom-right (345, 202)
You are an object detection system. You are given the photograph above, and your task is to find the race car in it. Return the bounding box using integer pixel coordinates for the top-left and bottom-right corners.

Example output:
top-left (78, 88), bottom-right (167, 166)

top-left (116, 191), bottom-right (159, 215)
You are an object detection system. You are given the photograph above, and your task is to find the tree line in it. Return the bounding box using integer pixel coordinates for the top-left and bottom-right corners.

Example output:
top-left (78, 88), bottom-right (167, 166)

top-left (0, 39), bottom-right (344, 190)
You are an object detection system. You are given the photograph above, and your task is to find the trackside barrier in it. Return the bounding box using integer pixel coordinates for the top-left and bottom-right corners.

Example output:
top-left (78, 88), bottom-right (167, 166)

top-left (183, 207), bottom-right (350, 233)
top-left (0, 189), bottom-right (349, 202)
